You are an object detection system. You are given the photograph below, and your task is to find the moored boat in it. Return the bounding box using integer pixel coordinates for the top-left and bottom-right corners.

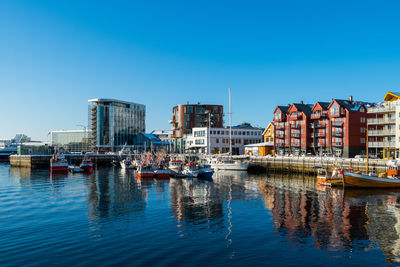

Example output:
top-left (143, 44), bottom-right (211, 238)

top-left (198, 164), bottom-right (214, 179)
top-left (136, 165), bottom-right (154, 179)
top-left (50, 153), bottom-right (68, 173)
top-left (182, 162), bottom-right (199, 178)
top-left (315, 166), bottom-right (343, 187)
top-left (343, 160), bottom-right (400, 188)
top-left (168, 159), bottom-right (184, 174)
top-left (80, 157), bottom-right (94, 173)
top-left (154, 169), bottom-right (171, 179)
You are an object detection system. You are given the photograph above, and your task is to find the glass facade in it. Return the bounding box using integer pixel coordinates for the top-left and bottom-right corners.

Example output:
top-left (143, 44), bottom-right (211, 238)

top-left (50, 130), bottom-right (90, 153)
top-left (89, 99), bottom-right (146, 151)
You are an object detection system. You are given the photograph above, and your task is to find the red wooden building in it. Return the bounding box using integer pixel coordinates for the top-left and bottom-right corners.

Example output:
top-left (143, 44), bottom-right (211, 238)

top-left (273, 97), bottom-right (370, 157)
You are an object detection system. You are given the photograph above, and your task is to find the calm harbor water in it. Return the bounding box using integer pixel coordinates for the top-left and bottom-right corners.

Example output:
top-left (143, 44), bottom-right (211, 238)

top-left (1, 163), bottom-right (400, 266)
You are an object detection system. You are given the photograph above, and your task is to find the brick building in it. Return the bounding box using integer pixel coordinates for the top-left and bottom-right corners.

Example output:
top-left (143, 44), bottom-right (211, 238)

top-left (273, 97), bottom-right (371, 158)
top-left (170, 104), bottom-right (223, 138)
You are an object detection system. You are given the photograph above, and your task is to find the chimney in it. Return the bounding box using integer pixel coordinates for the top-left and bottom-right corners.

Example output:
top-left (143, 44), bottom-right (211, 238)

top-left (348, 96), bottom-right (353, 103)
top-left (300, 100), bottom-right (304, 104)
top-left (187, 101), bottom-right (189, 105)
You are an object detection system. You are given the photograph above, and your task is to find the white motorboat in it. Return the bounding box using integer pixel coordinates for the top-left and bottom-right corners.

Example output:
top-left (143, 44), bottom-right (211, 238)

top-left (210, 158), bottom-right (249, 171)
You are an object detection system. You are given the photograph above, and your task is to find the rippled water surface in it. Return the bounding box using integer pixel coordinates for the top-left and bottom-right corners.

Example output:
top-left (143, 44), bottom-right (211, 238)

top-left (2, 163), bottom-right (400, 266)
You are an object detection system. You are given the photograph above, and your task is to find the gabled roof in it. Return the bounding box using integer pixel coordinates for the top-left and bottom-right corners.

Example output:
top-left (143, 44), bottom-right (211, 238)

top-left (383, 91), bottom-right (400, 102)
top-left (329, 99), bottom-right (373, 112)
top-left (262, 122), bottom-right (274, 136)
top-left (274, 105), bottom-right (289, 114)
top-left (312, 101), bottom-right (330, 111)
top-left (290, 103), bottom-right (313, 116)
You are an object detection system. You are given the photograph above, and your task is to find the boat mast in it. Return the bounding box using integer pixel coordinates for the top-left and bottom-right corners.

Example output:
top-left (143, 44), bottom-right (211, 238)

top-left (229, 88), bottom-right (232, 156)
top-left (366, 125), bottom-right (369, 173)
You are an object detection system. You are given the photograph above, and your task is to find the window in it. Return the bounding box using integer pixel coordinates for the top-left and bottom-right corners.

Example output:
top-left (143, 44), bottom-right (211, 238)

top-left (187, 106), bottom-right (193, 113)
top-left (360, 107), bottom-right (365, 112)
top-left (360, 138), bottom-right (365, 144)
top-left (216, 138), bottom-right (219, 143)
top-left (217, 131), bottom-right (220, 134)
top-left (360, 117), bottom-right (366, 123)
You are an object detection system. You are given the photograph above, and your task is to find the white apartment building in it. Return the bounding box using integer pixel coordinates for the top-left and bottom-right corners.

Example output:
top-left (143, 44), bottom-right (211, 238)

top-left (368, 92), bottom-right (400, 159)
top-left (185, 124), bottom-right (263, 155)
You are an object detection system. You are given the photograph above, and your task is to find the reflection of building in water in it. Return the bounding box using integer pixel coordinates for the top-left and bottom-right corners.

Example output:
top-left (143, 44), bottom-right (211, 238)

top-left (258, 175), bottom-right (369, 251)
top-left (87, 168), bottom-right (147, 220)
top-left (364, 194), bottom-right (400, 264)
top-left (169, 178), bottom-right (224, 223)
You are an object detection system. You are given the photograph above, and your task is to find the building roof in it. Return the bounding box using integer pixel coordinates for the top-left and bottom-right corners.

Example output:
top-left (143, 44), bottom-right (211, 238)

top-left (383, 91), bottom-right (400, 102)
top-left (291, 103), bottom-right (313, 116)
top-left (244, 142), bottom-right (274, 147)
top-left (276, 105), bottom-right (289, 114)
top-left (232, 123), bottom-right (262, 130)
top-left (88, 98), bottom-right (145, 107)
top-left (141, 133), bottom-right (161, 141)
top-left (333, 99), bottom-right (373, 112)
top-left (262, 122), bottom-right (274, 136)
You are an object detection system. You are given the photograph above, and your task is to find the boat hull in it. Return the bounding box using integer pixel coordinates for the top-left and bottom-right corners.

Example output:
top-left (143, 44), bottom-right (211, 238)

top-left (51, 165), bottom-right (68, 173)
top-left (343, 172), bottom-right (400, 188)
top-left (211, 162), bottom-right (249, 171)
top-left (154, 170), bottom-right (170, 179)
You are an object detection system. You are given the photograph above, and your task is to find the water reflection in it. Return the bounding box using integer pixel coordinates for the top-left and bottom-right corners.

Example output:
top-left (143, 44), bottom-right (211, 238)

top-left (8, 165), bottom-right (400, 264)
top-left (87, 167), bottom-right (147, 220)
top-left (257, 174), bottom-right (400, 264)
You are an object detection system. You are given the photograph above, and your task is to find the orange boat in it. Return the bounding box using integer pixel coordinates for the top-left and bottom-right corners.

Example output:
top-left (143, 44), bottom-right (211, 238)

top-left (136, 165), bottom-right (154, 179)
top-left (315, 167), bottom-right (343, 187)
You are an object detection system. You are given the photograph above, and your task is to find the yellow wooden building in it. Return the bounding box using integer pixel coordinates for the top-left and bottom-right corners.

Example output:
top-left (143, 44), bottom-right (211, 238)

top-left (244, 123), bottom-right (275, 156)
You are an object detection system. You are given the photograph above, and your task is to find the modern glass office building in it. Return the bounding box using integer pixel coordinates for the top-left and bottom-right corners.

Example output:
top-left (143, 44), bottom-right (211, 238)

top-left (88, 99), bottom-right (146, 151)
top-left (50, 130), bottom-right (90, 153)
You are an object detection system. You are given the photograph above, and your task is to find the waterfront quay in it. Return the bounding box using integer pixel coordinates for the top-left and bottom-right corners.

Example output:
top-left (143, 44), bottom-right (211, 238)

top-left (249, 156), bottom-right (388, 174)
top-left (10, 154), bottom-right (388, 176)
top-left (9, 154), bottom-right (122, 168)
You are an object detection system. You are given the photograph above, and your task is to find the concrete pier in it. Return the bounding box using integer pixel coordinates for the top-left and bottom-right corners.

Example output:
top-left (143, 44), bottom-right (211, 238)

top-left (9, 154), bottom-right (122, 168)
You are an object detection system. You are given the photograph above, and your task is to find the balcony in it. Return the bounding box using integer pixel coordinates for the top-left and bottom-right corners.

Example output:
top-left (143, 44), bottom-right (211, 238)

top-left (290, 113), bottom-right (302, 119)
top-left (368, 130), bottom-right (395, 136)
top-left (332, 142), bottom-right (343, 147)
top-left (332, 122), bottom-right (343, 127)
top-left (291, 133), bottom-right (301, 138)
top-left (332, 131), bottom-right (343, 137)
top-left (291, 124), bottom-right (301, 129)
top-left (276, 133), bottom-right (285, 139)
top-left (310, 111), bottom-right (328, 119)
top-left (368, 141), bottom-right (396, 148)
top-left (291, 143), bottom-right (301, 147)
top-left (316, 132), bottom-right (326, 137)
top-left (276, 125), bottom-right (285, 130)
top-left (367, 118), bottom-right (396, 125)
top-left (367, 105), bottom-right (396, 114)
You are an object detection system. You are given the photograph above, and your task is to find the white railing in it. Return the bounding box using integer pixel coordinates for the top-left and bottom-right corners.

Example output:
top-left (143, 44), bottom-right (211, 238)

top-left (368, 141), bottom-right (396, 148)
top-left (367, 118), bottom-right (396, 125)
top-left (367, 106), bottom-right (396, 113)
top-left (368, 130), bottom-right (396, 136)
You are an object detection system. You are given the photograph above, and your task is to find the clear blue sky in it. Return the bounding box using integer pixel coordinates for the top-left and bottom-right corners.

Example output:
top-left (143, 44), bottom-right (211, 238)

top-left (1, 0), bottom-right (400, 141)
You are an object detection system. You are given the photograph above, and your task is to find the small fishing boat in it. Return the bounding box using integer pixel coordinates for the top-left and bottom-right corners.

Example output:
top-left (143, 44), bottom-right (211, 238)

top-left (50, 153), bottom-right (68, 173)
top-left (154, 169), bottom-right (171, 179)
top-left (121, 156), bottom-right (136, 169)
top-left (80, 157), bottom-right (93, 173)
top-left (69, 166), bottom-right (84, 173)
top-left (168, 160), bottom-right (184, 175)
top-left (136, 165), bottom-right (154, 179)
top-left (182, 162), bottom-right (199, 178)
top-left (315, 166), bottom-right (343, 187)
top-left (198, 164), bottom-right (214, 179)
